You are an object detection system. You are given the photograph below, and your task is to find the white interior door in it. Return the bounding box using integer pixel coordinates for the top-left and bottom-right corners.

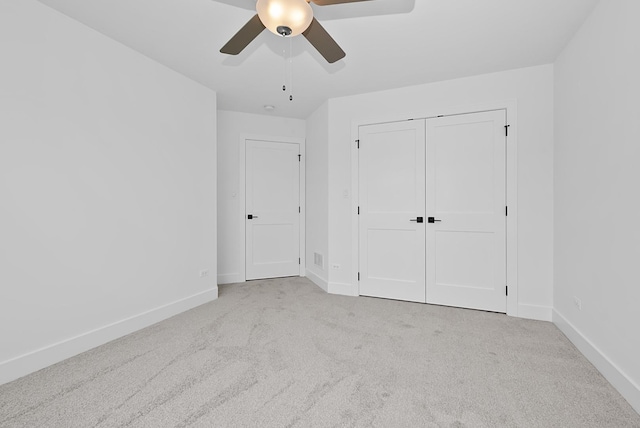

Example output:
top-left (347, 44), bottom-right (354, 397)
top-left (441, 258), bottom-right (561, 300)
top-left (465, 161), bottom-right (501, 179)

top-left (359, 120), bottom-right (426, 303)
top-left (246, 140), bottom-right (300, 280)
top-left (426, 110), bottom-right (507, 312)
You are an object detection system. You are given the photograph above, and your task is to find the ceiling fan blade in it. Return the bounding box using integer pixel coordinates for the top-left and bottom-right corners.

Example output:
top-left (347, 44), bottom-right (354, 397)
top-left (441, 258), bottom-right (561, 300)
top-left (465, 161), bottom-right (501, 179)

top-left (302, 18), bottom-right (346, 63)
top-left (220, 14), bottom-right (265, 55)
top-left (310, 0), bottom-right (371, 5)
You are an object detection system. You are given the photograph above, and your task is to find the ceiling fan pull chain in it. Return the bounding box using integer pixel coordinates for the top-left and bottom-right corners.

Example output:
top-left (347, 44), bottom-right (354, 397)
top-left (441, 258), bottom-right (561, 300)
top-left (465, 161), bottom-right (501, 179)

top-left (289, 36), bottom-right (294, 102)
top-left (282, 41), bottom-right (287, 92)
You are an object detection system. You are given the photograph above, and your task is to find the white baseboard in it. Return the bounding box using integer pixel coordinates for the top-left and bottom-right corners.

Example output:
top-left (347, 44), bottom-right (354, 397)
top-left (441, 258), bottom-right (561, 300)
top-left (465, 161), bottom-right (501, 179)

top-left (328, 281), bottom-right (359, 297)
top-left (553, 309), bottom-right (640, 414)
top-left (0, 287), bottom-right (219, 386)
top-left (517, 304), bottom-right (553, 321)
top-left (217, 273), bottom-right (243, 285)
top-left (305, 269), bottom-right (328, 292)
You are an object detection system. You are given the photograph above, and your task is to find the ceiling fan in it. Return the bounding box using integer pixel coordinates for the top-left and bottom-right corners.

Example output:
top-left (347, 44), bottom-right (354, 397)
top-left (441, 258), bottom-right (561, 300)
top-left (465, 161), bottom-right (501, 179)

top-left (220, 0), bottom-right (371, 64)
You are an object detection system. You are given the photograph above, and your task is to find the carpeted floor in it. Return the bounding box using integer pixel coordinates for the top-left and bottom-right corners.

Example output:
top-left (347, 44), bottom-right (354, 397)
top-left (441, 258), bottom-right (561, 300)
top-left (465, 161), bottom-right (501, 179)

top-left (0, 277), bottom-right (638, 427)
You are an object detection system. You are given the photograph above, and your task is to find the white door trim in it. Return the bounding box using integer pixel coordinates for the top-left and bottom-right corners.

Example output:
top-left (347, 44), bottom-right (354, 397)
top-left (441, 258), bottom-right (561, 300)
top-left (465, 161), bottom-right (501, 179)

top-left (350, 100), bottom-right (519, 317)
top-left (239, 134), bottom-right (306, 282)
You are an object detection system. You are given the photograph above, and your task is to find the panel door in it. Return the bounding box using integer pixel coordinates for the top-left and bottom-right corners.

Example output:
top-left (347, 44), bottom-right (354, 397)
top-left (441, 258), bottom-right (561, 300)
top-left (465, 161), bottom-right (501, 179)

top-left (426, 110), bottom-right (507, 312)
top-left (359, 120), bottom-right (426, 303)
top-left (246, 140), bottom-right (300, 280)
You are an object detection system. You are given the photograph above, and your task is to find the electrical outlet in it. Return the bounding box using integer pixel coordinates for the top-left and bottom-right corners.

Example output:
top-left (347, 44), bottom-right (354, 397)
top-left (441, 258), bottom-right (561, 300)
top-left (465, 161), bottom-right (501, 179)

top-left (199, 269), bottom-right (209, 278)
top-left (331, 264), bottom-right (341, 270)
top-left (573, 296), bottom-right (582, 311)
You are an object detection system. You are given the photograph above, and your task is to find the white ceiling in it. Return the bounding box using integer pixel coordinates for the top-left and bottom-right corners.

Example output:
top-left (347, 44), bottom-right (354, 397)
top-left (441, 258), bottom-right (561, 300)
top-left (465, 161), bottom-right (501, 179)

top-left (37, 0), bottom-right (599, 119)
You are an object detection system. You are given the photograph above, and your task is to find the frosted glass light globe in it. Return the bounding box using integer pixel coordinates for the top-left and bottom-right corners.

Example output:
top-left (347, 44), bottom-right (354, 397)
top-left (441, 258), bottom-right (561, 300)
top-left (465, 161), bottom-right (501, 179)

top-left (256, 0), bottom-right (313, 37)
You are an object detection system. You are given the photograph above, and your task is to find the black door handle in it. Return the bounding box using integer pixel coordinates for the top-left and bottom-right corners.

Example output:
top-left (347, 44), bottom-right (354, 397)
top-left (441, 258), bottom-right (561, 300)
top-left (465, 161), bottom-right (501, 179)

top-left (428, 217), bottom-right (441, 223)
top-left (247, 214), bottom-right (259, 220)
top-left (410, 217), bottom-right (424, 223)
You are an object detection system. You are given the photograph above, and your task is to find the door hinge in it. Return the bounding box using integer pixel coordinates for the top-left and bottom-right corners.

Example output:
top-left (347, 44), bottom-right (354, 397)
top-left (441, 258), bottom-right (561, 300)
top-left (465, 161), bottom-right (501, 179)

top-left (299, 258), bottom-right (301, 265)
top-left (298, 154), bottom-right (301, 162)
top-left (506, 206), bottom-right (508, 216)
top-left (505, 125), bottom-right (511, 137)
top-left (506, 285), bottom-right (508, 296)
top-left (356, 139), bottom-right (360, 149)
top-left (358, 272), bottom-right (360, 281)
top-left (357, 206), bottom-right (360, 215)
top-left (299, 206), bottom-right (301, 213)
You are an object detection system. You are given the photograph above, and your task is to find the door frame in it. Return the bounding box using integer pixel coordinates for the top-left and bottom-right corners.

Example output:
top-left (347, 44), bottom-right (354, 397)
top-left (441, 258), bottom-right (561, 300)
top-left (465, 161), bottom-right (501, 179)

top-left (350, 100), bottom-right (519, 317)
top-left (239, 134), bottom-right (306, 282)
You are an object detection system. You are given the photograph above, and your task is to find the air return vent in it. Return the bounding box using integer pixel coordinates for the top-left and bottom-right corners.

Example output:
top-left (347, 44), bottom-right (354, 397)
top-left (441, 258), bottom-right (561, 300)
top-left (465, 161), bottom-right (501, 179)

top-left (314, 252), bottom-right (324, 269)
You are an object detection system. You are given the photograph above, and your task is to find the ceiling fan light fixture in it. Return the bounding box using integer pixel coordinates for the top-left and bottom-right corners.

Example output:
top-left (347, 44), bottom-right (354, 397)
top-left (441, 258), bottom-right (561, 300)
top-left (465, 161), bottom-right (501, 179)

top-left (256, 0), bottom-right (313, 37)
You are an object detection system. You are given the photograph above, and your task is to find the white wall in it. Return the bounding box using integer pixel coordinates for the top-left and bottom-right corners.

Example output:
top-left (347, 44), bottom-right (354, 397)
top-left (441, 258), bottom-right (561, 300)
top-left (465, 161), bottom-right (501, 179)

top-left (217, 110), bottom-right (305, 284)
top-left (0, 0), bottom-right (218, 384)
top-left (324, 65), bottom-right (555, 318)
top-left (554, 0), bottom-right (640, 413)
top-left (304, 102), bottom-right (329, 290)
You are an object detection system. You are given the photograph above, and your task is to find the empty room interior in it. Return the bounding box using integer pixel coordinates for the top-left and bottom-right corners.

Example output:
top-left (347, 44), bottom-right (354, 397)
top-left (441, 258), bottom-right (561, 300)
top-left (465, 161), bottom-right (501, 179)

top-left (1, 0), bottom-right (639, 426)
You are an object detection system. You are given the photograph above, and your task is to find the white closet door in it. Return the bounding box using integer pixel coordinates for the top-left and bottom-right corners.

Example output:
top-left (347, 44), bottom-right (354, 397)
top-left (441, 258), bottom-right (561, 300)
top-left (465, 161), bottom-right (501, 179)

top-left (359, 120), bottom-right (426, 303)
top-left (246, 140), bottom-right (300, 280)
top-left (426, 110), bottom-right (507, 313)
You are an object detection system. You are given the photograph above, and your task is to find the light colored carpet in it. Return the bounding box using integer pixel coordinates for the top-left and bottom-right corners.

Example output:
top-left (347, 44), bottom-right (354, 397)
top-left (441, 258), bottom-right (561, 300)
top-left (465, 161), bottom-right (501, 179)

top-left (1, 277), bottom-right (638, 427)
